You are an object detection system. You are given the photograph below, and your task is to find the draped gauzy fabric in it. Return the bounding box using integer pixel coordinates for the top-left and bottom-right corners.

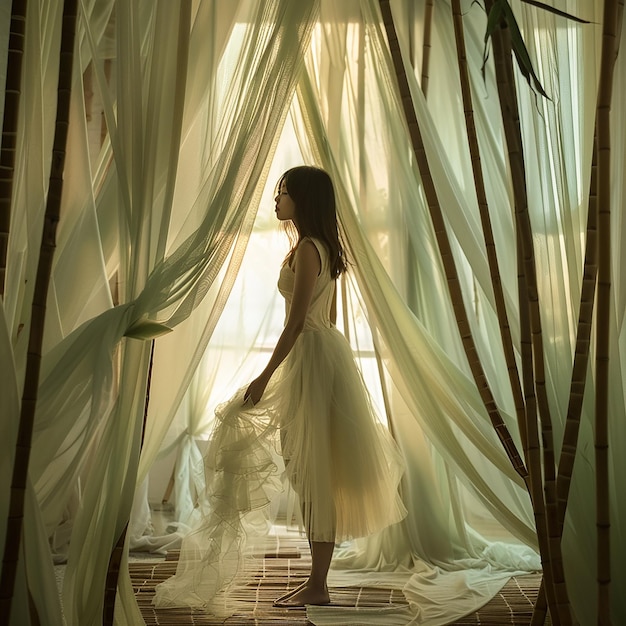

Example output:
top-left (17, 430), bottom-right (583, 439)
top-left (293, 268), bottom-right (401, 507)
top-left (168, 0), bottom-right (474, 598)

top-left (291, 2), bottom-right (624, 624)
top-left (0, 1), bottom-right (624, 625)
top-left (1, 0), bottom-right (319, 624)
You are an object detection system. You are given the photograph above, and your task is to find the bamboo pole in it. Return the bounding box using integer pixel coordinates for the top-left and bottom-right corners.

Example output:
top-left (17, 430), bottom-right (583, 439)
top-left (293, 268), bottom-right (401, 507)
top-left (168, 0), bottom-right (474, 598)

top-left (449, 0), bottom-right (527, 456)
top-left (554, 5), bottom-right (623, 536)
top-left (528, 135), bottom-right (597, 626)
top-left (556, 146), bottom-right (599, 527)
top-left (421, 0), bottom-right (434, 98)
top-left (0, 0), bottom-right (28, 298)
top-left (546, 135), bottom-right (599, 622)
top-left (483, 1), bottom-right (567, 623)
top-left (102, 338), bottom-right (156, 625)
top-left (102, 529), bottom-right (126, 626)
top-left (378, 0), bottom-right (527, 480)
top-left (527, 2), bottom-right (623, 621)
top-left (595, 1), bottom-right (619, 621)
top-left (0, 0), bottom-right (78, 620)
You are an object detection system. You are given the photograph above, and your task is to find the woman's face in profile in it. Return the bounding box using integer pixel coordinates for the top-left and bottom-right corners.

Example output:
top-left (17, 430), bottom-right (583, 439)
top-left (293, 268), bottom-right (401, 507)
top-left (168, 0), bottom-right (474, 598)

top-left (275, 179), bottom-right (296, 223)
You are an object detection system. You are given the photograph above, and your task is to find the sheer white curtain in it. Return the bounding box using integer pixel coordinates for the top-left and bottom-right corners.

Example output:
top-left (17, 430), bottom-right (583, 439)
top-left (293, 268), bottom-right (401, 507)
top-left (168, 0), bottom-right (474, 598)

top-left (293, 1), bottom-right (624, 624)
top-left (1, 0), bottom-right (624, 624)
top-left (287, 6), bottom-right (535, 625)
top-left (143, 115), bottom-right (303, 524)
top-left (145, 2), bottom-right (538, 624)
top-left (300, 0), bottom-right (533, 540)
top-left (509, 5), bottom-right (625, 624)
top-left (440, 3), bottom-right (624, 623)
top-left (66, 4), bottom-right (319, 624)
top-left (2, 0), bottom-right (318, 624)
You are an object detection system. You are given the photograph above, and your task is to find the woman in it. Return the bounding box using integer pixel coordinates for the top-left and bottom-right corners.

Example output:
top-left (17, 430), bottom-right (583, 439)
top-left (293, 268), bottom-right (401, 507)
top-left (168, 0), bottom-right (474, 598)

top-left (154, 166), bottom-right (406, 612)
top-left (244, 166), bottom-right (406, 607)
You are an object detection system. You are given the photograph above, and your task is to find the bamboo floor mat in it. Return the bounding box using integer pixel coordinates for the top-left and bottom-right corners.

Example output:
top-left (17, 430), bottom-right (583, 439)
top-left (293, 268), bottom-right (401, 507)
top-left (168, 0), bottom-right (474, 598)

top-left (130, 536), bottom-right (547, 625)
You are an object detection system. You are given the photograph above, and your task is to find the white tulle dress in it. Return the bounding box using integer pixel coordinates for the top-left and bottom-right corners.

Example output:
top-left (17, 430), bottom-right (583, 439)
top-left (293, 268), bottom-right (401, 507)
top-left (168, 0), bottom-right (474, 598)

top-left (153, 237), bottom-right (407, 612)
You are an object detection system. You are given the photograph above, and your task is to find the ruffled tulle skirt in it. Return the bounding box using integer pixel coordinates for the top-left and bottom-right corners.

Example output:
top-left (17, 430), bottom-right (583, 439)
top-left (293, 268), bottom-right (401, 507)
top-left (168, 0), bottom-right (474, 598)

top-left (153, 326), bottom-right (406, 610)
top-left (273, 326), bottom-right (406, 541)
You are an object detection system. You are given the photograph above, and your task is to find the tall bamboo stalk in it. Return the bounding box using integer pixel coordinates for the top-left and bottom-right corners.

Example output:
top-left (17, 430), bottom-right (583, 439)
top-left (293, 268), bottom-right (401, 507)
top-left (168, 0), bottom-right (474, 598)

top-left (102, 337), bottom-right (155, 625)
top-left (0, 0), bottom-right (78, 620)
top-left (546, 135), bottom-right (599, 622)
top-left (484, 1), bottom-right (567, 623)
top-left (378, 0), bottom-right (527, 480)
top-left (102, 529), bottom-right (126, 626)
top-left (449, 0), bottom-right (527, 457)
top-left (421, 0), bottom-right (434, 98)
top-left (556, 142), bottom-right (599, 528)
top-left (595, 1), bottom-right (619, 621)
top-left (0, 0), bottom-right (28, 298)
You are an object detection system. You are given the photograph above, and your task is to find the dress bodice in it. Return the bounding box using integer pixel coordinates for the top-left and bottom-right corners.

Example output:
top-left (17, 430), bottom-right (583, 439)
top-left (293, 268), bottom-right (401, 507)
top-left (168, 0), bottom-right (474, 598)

top-left (277, 238), bottom-right (335, 331)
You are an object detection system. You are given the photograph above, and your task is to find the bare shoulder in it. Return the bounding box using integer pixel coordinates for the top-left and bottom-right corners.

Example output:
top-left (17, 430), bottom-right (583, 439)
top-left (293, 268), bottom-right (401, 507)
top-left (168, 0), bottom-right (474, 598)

top-left (294, 238), bottom-right (322, 275)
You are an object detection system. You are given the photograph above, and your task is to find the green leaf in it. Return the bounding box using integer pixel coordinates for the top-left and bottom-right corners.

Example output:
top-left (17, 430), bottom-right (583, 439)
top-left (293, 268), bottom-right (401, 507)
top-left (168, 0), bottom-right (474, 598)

top-left (485, 0), bottom-right (505, 43)
top-left (520, 0), bottom-right (590, 24)
top-left (124, 319), bottom-right (173, 340)
top-left (481, 0), bottom-right (505, 81)
top-left (501, 1), bottom-right (551, 99)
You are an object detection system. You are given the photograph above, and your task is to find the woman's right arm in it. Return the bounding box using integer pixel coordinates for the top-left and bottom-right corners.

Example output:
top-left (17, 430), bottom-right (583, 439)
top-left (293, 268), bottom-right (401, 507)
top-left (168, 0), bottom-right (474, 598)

top-left (244, 240), bottom-right (321, 404)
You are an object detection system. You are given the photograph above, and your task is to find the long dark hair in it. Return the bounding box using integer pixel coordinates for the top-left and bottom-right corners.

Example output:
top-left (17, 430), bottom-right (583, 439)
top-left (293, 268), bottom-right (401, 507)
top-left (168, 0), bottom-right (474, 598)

top-left (280, 166), bottom-right (347, 278)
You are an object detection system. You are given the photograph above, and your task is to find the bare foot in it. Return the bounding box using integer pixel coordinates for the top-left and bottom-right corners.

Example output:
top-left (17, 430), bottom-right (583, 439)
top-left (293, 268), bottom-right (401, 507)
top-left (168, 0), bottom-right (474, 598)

top-left (273, 582), bottom-right (330, 607)
top-left (273, 580), bottom-right (307, 604)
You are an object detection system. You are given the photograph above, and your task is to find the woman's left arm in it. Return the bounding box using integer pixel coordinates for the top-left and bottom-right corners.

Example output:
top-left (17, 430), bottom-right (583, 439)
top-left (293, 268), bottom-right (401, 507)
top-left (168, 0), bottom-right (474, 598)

top-left (244, 240), bottom-right (320, 404)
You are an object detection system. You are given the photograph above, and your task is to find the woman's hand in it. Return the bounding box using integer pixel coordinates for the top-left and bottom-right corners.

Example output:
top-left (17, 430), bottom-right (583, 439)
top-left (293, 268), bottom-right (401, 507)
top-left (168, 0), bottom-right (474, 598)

top-left (244, 375), bottom-right (269, 406)
top-left (241, 241), bottom-right (318, 408)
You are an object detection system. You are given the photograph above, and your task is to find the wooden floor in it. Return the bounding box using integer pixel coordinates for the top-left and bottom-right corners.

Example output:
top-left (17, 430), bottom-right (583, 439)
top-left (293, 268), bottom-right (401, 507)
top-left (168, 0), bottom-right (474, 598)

top-left (130, 535), bottom-right (547, 625)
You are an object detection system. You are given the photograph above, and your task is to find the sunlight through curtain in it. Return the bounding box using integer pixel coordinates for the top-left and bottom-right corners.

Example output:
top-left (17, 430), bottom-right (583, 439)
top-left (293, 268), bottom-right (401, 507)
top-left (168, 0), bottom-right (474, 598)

top-left (1, 0), bottom-right (624, 625)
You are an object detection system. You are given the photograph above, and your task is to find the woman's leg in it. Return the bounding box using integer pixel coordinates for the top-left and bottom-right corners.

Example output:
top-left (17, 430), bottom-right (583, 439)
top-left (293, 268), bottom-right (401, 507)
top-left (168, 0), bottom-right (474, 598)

top-left (308, 540), bottom-right (334, 594)
top-left (273, 534), bottom-right (311, 604)
top-left (274, 500), bottom-right (334, 606)
top-left (274, 540), bottom-right (333, 606)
